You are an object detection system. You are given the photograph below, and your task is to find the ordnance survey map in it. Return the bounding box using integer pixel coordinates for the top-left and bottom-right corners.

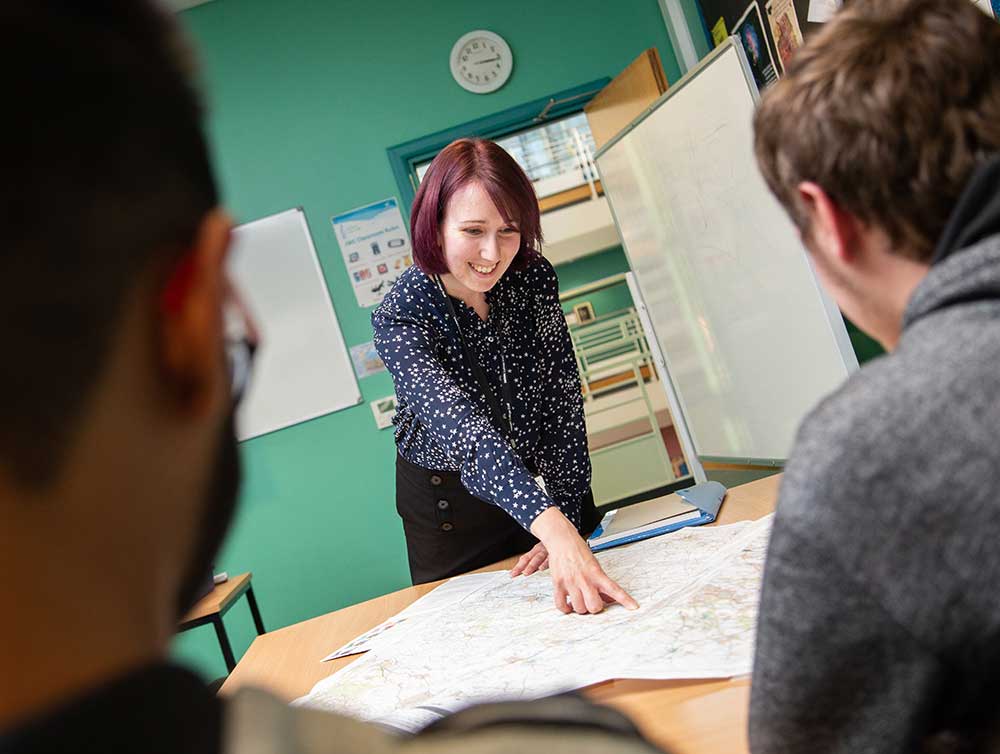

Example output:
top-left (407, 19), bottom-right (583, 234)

top-left (295, 516), bottom-right (773, 730)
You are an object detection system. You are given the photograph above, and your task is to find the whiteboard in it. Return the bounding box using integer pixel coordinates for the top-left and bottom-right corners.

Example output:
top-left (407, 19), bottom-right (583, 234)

top-left (595, 40), bottom-right (857, 463)
top-left (229, 208), bottom-right (361, 441)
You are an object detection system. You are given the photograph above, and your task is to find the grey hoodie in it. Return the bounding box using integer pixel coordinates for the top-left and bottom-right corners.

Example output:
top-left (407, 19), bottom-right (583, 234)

top-left (749, 158), bottom-right (1000, 754)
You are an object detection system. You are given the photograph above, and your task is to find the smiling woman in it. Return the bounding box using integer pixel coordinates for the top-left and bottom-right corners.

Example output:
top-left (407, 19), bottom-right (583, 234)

top-left (371, 139), bottom-right (637, 615)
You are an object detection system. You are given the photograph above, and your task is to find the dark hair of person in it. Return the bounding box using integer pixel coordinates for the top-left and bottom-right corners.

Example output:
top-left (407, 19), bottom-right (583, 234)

top-left (1, 1), bottom-right (219, 487)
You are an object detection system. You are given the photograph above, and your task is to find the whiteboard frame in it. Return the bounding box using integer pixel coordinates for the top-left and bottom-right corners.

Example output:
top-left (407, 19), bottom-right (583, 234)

top-left (595, 38), bottom-right (859, 467)
top-left (625, 272), bottom-right (707, 484)
top-left (232, 207), bottom-right (362, 442)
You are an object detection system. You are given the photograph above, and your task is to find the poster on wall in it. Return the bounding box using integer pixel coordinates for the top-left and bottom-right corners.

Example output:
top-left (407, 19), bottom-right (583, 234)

top-left (806, 0), bottom-right (841, 23)
top-left (370, 395), bottom-right (398, 430)
top-left (711, 17), bottom-right (729, 46)
top-left (734, 3), bottom-right (780, 91)
top-left (332, 197), bottom-right (413, 308)
top-left (350, 341), bottom-right (387, 379)
top-left (766, 0), bottom-right (804, 72)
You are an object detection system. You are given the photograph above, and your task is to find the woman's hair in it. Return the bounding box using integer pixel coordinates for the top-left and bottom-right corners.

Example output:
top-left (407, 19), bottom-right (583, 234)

top-left (410, 138), bottom-right (542, 274)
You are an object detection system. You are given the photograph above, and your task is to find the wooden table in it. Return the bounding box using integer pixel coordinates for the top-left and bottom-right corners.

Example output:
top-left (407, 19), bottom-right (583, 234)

top-left (180, 572), bottom-right (266, 672)
top-left (222, 474), bottom-right (781, 754)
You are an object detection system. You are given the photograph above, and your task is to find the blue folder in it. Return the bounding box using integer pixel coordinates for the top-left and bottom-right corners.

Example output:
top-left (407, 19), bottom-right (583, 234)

top-left (588, 481), bottom-right (728, 553)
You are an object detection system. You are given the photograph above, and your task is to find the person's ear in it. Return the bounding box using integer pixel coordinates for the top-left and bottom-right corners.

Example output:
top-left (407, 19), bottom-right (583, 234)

top-left (797, 182), bottom-right (861, 265)
top-left (158, 209), bottom-right (233, 417)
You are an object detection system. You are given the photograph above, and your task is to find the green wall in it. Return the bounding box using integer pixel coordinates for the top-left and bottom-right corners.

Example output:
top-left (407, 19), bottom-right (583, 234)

top-left (562, 282), bottom-right (634, 320)
top-left (555, 246), bottom-right (631, 292)
top-left (172, 0), bottom-right (681, 680)
top-left (557, 247), bottom-right (634, 319)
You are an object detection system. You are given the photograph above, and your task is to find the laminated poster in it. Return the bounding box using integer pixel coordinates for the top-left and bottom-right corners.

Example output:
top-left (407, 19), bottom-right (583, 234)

top-left (766, 0), bottom-right (804, 73)
top-left (734, 3), bottom-right (779, 92)
top-left (332, 198), bottom-right (413, 308)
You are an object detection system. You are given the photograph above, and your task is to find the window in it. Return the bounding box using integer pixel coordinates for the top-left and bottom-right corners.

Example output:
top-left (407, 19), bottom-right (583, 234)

top-left (413, 111), bottom-right (602, 213)
top-left (387, 79), bottom-right (610, 216)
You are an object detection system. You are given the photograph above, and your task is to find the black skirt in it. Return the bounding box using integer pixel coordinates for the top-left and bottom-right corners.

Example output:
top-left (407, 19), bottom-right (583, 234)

top-left (396, 453), bottom-right (600, 585)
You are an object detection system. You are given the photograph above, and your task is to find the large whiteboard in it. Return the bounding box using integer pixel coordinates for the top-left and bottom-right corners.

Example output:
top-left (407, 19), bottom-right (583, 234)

top-left (596, 40), bottom-right (857, 462)
top-left (229, 208), bottom-right (360, 441)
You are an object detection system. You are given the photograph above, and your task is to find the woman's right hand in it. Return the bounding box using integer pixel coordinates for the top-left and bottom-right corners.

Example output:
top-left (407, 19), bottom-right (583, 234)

top-left (511, 542), bottom-right (549, 577)
top-left (530, 507), bottom-right (639, 615)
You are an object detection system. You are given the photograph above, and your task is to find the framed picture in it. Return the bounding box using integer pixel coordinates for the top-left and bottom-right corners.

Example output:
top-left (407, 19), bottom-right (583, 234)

top-left (573, 302), bottom-right (596, 324)
top-left (350, 341), bottom-right (387, 379)
top-left (370, 395), bottom-right (398, 430)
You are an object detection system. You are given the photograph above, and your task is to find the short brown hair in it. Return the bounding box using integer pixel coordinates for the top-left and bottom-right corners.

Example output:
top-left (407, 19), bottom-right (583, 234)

top-left (410, 138), bottom-right (542, 274)
top-left (1, 1), bottom-right (216, 488)
top-left (754, 0), bottom-right (1000, 261)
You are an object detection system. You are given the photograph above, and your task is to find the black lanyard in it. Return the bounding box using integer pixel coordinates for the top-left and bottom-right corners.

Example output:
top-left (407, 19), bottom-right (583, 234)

top-left (435, 275), bottom-right (514, 438)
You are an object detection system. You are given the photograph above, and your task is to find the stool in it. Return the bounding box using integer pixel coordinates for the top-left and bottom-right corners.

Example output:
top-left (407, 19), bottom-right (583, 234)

top-left (179, 572), bottom-right (265, 673)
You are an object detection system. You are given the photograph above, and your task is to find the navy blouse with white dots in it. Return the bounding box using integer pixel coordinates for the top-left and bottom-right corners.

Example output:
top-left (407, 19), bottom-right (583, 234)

top-left (371, 257), bottom-right (591, 532)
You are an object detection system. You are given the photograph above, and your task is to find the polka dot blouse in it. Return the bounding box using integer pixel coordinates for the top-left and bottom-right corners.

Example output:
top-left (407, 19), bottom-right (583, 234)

top-left (372, 257), bottom-right (592, 532)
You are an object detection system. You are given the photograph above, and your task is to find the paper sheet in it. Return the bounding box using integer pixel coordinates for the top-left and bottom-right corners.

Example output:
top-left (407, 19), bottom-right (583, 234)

top-left (373, 700), bottom-right (466, 735)
top-left (971, 0), bottom-right (996, 17)
top-left (807, 0), bottom-right (842, 23)
top-left (300, 518), bottom-right (774, 722)
top-left (711, 16), bottom-right (728, 47)
top-left (322, 572), bottom-right (506, 661)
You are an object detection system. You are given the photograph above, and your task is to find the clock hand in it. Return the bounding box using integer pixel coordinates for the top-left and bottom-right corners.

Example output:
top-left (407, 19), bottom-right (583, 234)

top-left (475, 56), bottom-right (501, 64)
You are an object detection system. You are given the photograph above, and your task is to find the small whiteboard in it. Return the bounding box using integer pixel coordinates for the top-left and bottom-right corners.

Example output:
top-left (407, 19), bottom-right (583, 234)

top-left (596, 40), bottom-right (857, 463)
top-left (229, 208), bottom-right (361, 441)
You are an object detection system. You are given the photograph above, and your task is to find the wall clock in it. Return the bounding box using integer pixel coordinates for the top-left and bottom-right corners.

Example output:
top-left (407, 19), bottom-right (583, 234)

top-left (450, 30), bottom-right (513, 94)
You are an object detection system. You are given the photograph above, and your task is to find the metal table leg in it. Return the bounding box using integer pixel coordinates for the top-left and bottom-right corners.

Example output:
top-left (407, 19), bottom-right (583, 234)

top-left (212, 615), bottom-right (237, 673)
top-left (246, 584), bottom-right (266, 635)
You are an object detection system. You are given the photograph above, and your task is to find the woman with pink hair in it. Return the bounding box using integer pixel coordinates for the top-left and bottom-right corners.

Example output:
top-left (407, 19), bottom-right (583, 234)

top-left (373, 139), bottom-right (636, 615)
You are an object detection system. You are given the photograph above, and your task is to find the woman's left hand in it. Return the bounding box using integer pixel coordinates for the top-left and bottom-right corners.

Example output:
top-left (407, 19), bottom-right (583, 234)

top-left (511, 543), bottom-right (549, 577)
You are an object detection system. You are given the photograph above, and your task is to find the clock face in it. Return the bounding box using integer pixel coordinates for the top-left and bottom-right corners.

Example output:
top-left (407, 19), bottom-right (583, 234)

top-left (450, 30), bottom-right (513, 94)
